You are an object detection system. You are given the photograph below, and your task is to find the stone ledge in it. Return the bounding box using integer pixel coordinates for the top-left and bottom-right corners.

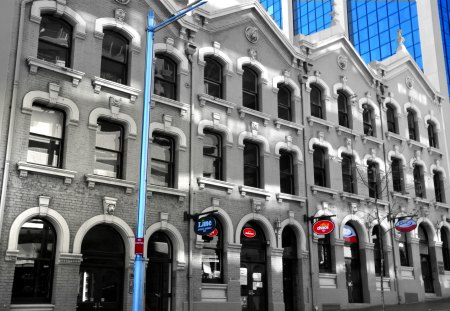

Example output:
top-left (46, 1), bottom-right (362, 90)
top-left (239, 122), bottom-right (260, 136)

top-left (17, 161), bottom-right (76, 185)
top-left (147, 185), bottom-right (187, 201)
top-left (407, 139), bottom-right (428, 151)
top-left (238, 107), bottom-right (271, 126)
top-left (152, 94), bottom-right (189, 117)
top-left (27, 57), bottom-right (84, 87)
top-left (273, 118), bottom-right (303, 135)
top-left (361, 134), bottom-right (383, 148)
top-left (276, 193), bottom-right (306, 204)
top-left (310, 185), bottom-right (338, 198)
top-left (58, 252), bottom-right (83, 265)
top-left (198, 93), bottom-right (236, 115)
top-left (239, 185), bottom-right (271, 200)
top-left (428, 146), bottom-right (444, 157)
top-left (385, 131), bottom-right (405, 144)
top-left (85, 174), bottom-right (135, 194)
top-left (11, 305), bottom-right (54, 311)
top-left (335, 125), bottom-right (360, 139)
top-left (197, 177), bottom-right (234, 194)
top-left (307, 116), bottom-right (335, 131)
top-left (92, 76), bottom-right (141, 103)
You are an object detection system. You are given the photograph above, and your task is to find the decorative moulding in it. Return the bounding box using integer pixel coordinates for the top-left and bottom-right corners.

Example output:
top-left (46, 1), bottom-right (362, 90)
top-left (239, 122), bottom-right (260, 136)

top-left (147, 185), bottom-right (187, 202)
top-left (407, 139), bottom-right (427, 151)
top-left (361, 135), bottom-right (383, 148)
top-left (238, 107), bottom-right (271, 126)
top-left (428, 147), bottom-right (443, 157)
top-left (27, 57), bottom-right (84, 87)
top-left (103, 196), bottom-right (118, 215)
top-left (307, 116), bottom-right (335, 131)
top-left (85, 174), bottom-right (135, 194)
top-left (335, 125), bottom-right (360, 139)
top-left (310, 185), bottom-right (338, 198)
top-left (151, 94), bottom-right (189, 117)
top-left (273, 118), bottom-right (303, 135)
top-left (92, 77), bottom-right (141, 103)
top-left (17, 161), bottom-right (76, 185)
top-left (385, 132), bottom-right (405, 145)
top-left (197, 177), bottom-right (234, 194)
top-left (276, 193), bottom-right (306, 204)
top-left (10, 305), bottom-right (55, 311)
top-left (239, 185), bottom-right (271, 201)
top-left (58, 252), bottom-right (83, 265)
top-left (198, 93), bottom-right (235, 115)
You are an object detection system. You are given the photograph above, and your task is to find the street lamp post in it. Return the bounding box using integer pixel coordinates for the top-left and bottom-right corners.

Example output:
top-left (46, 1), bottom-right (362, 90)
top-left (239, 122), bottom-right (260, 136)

top-left (132, 2), bottom-right (207, 311)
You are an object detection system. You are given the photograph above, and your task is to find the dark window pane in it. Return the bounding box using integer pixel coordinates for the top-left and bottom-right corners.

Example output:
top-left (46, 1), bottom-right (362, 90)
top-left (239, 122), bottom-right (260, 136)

top-left (280, 151), bottom-right (294, 194)
top-left (38, 15), bottom-right (72, 67)
top-left (442, 230), bottom-right (450, 271)
top-left (310, 86), bottom-right (323, 119)
top-left (407, 109), bottom-right (417, 141)
top-left (413, 165), bottom-right (425, 198)
top-left (244, 142), bottom-right (260, 188)
top-left (94, 120), bottom-right (123, 178)
top-left (203, 131), bottom-right (222, 180)
top-left (313, 147), bottom-right (326, 187)
top-left (434, 171), bottom-right (445, 203)
top-left (342, 155), bottom-right (355, 193)
top-left (387, 104), bottom-right (397, 133)
top-left (101, 31), bottom-right (128, 84)
top-left (154, 55), bottom-right (177, 100)
top-left (204, 58), bottom-right (222, 98)
top-left (151, 134), bottom-right (175, 187)
top-left (318, 234), bottom-right (332, 273)
top-left (243, 66), bottom-right (258, 110)
top-left (338, 91), bottom-right (350, 128)
top-left (278, 85), bottom-right (291, 121)
top-left (368, 161), bottom-right (380, 198)
top-left (363, 107), bottom-right (374, 136)
top-left (392, 158), bottom-right (403, 192)
top-left (399, 232), bottom-right (409, 266)
top-left (428, 121), bottom-right (438, 148)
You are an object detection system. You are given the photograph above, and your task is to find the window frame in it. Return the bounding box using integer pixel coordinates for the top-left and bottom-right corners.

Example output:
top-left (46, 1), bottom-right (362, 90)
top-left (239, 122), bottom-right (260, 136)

top-left (201, 217), bottom-right (223, 283)
top-left (242, 66), bottom-right (259, 110)
top-left (154, 54), bottom-right (177, 100)
top-left (150, 133), bottom-right (175, 188)
top-left (204, 57), bottom-right (223, 99)
top-left (372, 225), bottom-right (387, 277)
top-left (313, 146), bottom-right (327, 187)
top-left (279, 150), bottom-right (295, 195)
top-left (318, 234), bottom-right (333, 273)
top-left (100, 30), bottom-right (129, 85)
top-left (391, 158), bottom-right (404, 193)
top-left (337, 91), bottom-right (350, 128)
top-left (433, 170), bottom-right (445, 203)
top-left (413, 164), bottom-right (425, 198)
top-left (341, 154), bottom-right (356, 194)
top-left (243, 141), bottom-right (261, 188)
top-left (277, 84), bottom-right (292, 121)
top-left (27, 104), bottom-right (66, 169)
top-left (442, 229), bottom-right (450, 271)
top-left (363, 105), bottom-right (375, 136)
top-left (399, 232), bottom-right (410, 267)
top-left (38, 15), bottom-right (72, 67)
top-left (94, 119), bottom-right (124, 179)
top-left (386, 104), bottom-right (398, 134)
top-left (367, 161), bottom-right (380, 199)
top-left (407, 109), bottom-right (418, 141)
top-left (202, 130), bottom-right (223, 181)
top-left (427, 121), bottom-right (438, 148)
top-left (310, 85), bottom-right (324, 119)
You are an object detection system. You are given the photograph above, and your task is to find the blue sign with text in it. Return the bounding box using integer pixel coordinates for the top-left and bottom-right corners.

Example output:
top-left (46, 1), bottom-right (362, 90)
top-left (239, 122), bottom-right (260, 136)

top-left (194, 216), bottom-right (216, 235)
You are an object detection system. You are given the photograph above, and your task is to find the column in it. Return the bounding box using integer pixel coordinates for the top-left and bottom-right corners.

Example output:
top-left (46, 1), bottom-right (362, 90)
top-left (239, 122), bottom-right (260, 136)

top-left (268, 247), bottom-right (285, 311)
top-left (53, 253), bottom-right (83, 311)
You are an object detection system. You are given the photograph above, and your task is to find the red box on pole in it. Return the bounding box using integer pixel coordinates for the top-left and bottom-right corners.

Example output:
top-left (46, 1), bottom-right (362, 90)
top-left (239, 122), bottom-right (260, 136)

top-left (135, 238), bottom-right (144, 255)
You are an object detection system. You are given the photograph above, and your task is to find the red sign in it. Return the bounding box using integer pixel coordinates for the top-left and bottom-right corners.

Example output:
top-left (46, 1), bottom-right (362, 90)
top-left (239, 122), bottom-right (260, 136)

top-left (135, 238), bottom-right (144, 255)
top-left (313, 220), bottom-right (335, 235)
top-left (343, 225), bottom-right (358, 243)
top-left (208, 228), bottom-right (219, 237)
top-left (243, 227), bottom-right (256, 238)
top-left (395, 219), bottom-right (417, 233)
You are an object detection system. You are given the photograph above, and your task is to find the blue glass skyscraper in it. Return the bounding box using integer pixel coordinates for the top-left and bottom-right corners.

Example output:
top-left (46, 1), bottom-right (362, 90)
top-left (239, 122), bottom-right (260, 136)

top-left (292, 0), bottom-right (332, 35)
top-left (438, 0), bottom-right (450, 95)
top-left (260, 0), bottom-right (283, 28)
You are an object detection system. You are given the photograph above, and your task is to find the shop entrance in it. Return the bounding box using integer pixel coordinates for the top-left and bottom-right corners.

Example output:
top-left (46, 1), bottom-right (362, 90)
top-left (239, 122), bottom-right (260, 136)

top-left (282, 226), bottom-right (298, 311)
top-left (419, 225), bottom-right (434, 293)
top-left (240, 222), bottom-right (267, 311)
top-left (344, 224), bottom-right (363, 303)
top-left (146, 231), bottom-right (173, 311)
top-left (77, 225), bottom-right (125, 311)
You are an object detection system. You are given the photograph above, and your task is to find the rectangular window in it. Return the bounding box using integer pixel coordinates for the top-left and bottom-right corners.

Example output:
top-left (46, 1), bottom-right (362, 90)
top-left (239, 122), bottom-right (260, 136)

top-left (101, 31), bottom-right (129, 84)
top-left (27, 105), bottom-right (65, 168)
top-left (413, 165), bottom-right (425, 198)
top-left (368, 162), bottom-right (380, 199)
top-left (399, 232), bottom-right (410, 266)
top-left (280, 151), bottom-right (295, 195)
top-left (94, 120), bottom-right (123, 178)
top-left (244, 141), bottom-right (260, 188)
top-left (342, 154), bottom-right (355, 194)
top-left (363, 107), bottom-right (374, 136)
top-left (313, 146), bottom-right (327, 187)
top-left (151, 134), bottom-right (175, 187)
top-left (318, 234), bottom-right (332, 273)
top-left (434, 171), bottom-right (445, 203)
top-left (203, 131), bottom-right (222, 180)
top-left (391, 158), bottom-right (403, 192)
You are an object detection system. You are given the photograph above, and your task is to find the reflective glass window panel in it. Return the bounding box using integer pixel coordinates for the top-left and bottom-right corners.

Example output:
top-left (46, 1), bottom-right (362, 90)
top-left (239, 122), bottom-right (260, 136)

top-left (438, 0), bottom-right (450, 95)
top-left (391, 158), bottom-right (403, 192)
top-left (372, 226), bottom-right (386, 276)
top-left (367, 161), bottom-right (380, 199)
top-left (434, 171), bottom-right (445, 203)
top-left (38, 15), bottom-right (72, 67)
top-left (442, 230), bottom-right (450, 271)
top-left (204, 57), bottom-right (222, 98)
top-left (244, 141), bottom-right (260, 188)
top-left (101, 31), bottom-right (128, 84)
top-left (280, 150), bottom-right (294, 195)
top-left (154, 55), bottom-right (177, 100)
top-left (203, 131), bottom-right (222, 180)
top-left (202, 217), bottom-right (223, 283)
top-left (260, 0), bottom-right (283, 28)
top-left (293, 0), bottom-right (332, 35)
top-left (386, 104), bottom-right (397, 133)
top-left (94, 121), bottom-right (123, 178)
top-left (151, 134), bottom-right (175, 187)
top-left (27, 105), bottom-right (64, 168)
top-left (277, 85), bottom-right (292, 121)
top-left (399, 232), bottom-right (410, 266)
top-left (363, 106), bottom-right (374, 136)
top-left (413, 165), bottom-right (425, 198)
top-left (407, 109), bottom-right (418, 141)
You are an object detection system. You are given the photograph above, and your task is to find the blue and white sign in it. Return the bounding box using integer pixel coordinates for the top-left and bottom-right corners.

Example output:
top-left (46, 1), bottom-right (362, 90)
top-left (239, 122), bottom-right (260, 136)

top-left (194, 216), bottom-right (216, 236)
top-left (395, 219), bottom-right (417, 233)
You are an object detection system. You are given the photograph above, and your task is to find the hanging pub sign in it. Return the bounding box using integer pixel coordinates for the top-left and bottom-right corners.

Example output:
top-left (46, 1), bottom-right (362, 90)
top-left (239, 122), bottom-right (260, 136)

top-left (395, 219), bottom-right (417, 233)
top-left (243, 227), bottom-right (256, 238)
top-left (343, 225), bottom-right (358, 243)
top-left (313, 219), bottom-right (335, 235)
top-left (207, 228), bottom-right (219, 237)
top-left (194, 216), bottom-right (216, 236)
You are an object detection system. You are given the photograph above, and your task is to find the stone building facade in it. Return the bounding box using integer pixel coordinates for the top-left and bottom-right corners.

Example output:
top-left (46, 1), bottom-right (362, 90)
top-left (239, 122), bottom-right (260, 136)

top-left (0, 1), bottom-right (450, 311)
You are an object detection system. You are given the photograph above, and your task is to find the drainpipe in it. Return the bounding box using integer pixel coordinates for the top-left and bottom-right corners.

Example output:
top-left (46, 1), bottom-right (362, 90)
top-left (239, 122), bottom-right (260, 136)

top-left (0, 0), bottom-right (34, 242)
top-left (185, 41), bottom-right (197, 311)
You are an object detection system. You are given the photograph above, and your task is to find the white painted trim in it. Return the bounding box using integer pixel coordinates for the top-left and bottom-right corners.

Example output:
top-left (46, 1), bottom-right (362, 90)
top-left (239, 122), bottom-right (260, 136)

top-left (409, 158), bottom-right (427, 172)
top-left (237, 131), bottom-right (270, 154)
top-left (359, 97), bottom-right (380, 117)
top-left (154, 43), bottom-right (189, 75)
top-left (236, 57), bottom-right (269, 84)
top-left (430, 163), bottom-right (447, 179)
top-left (199, 206), bottom-right (234, 245)
top-left (308, 137), bottom-right (336, 157)
top-left (383, 97), bottom-right (402, 117)
top-left (387, 149), bottom-right (407, 166)
top-left (337, 146), bottom-right (362, 165)
top-left (198, 46), bottom-right (233, 74)
top-left (150, 122), bottom-right (187, 151)
top-left (424, 114), bottom-right (441, 132)
top-left (272, 75), bottom-right (301, 97)
top-left (89, 107), bottom-right (137, 139)
top-left (278, 218), bottom-right (307, 252)
top-left (94, 17), bottom-right (141, 52)
top-left (332, 83), bottom-right (356, 98)
top-left (368, 220), bottom-right (392, 247)
top-left (235, 213), bottom-right (277, 246)
top-left (305, 76), bottom-right (331, 98)
top-left (414, 217), bottom-right (437, 242)
top-left (340, 214), bottom-right (369, 243)
top-left (198, 119), bottom-right (233, 146)
top-left (404, 102), bottom-right (422, 119)
top-left (274, 141), bottom-right (303, 164)
top-left (22, 90), bottom-right (80, 126)
top-left (362, 154), bottom-right (386, 172)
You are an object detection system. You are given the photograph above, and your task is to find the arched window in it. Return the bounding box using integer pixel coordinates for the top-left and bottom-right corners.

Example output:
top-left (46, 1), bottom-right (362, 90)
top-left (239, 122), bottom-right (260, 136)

top-left (386, 104), bottom-right (397, 134)
top-left (27, 104), bottom-right (65, 168)
top-left (242, 66), bottom-right (259, 110)
top-left (363, 105), bottom-right (375, 136)
top-left (203, 130), bottom-right (222, 180)
top-left (407, 109), bottom-right (418, 141)
top-left (280, 150), bottom-right (295, 195)
top-left (202, 217), bottom-right (223, 283)
top-left (204, 57), bottom-right (222, 98)
top-left (372, 225), bottom-right (386, 276)
top-left (433, 170), bottom-right (445, 203)
top-left (337, 91), bottom-right (350, 128)
top-left (278, 85), bottom-right (292, 121)
top-left (244, 141), bottom-right (260, 188)
top-left (38, 15), bottom-right (72, 67)
top-left (151, 134), bottom-right (175, 187)
top-left (442, 229), bottom-right (450, 271)
top-left (342, 154), bottom-right (356, 194)
top-left (313, 146), bottom-right (327, 187)
top-left (428, 121), bottom-right (438, 148)
top-left (94, 120), bottom-right (124, 179)
top-left (413, 164), bottom-right (425, 198)
top-left (101, 31), bottom-right (129, 84)
top-left (399, 232), bottom-right (410, 266)
top-left (391, 158), bottom-right (404, 193)
top-left (12, 218), bottom-right (56, 303)
top-left (367, 161), bottom-right (380, 199)
top-left (154, 55), bottom-right (177, 100)
top-left (310, 85), bottom-right (323, 119)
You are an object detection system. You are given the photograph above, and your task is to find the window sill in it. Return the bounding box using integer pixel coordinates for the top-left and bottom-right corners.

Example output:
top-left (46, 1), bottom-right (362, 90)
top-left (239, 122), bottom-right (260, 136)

top-left (307, 116), bottom-right (334, 131)
top-left (198, 93), bottom-right (236, 115)
top-left (239, 185), bottom-right (271, 200)
top-left (335, 125), bottom-right (360, 139)
top-left (385, 131), bottom-right (405, 144)
top-left (17, 161), bottom-right (76, 184)
top-left (319, 273), bottom-right (337, 289)
top-left (436, 202), bottom-right (450, 209)
top-left (238, 107), bottom-right (271, 126)
top-left (414, 197), bottom-right (430, 205)
top-left (274, 118), bottom-right (303, 135)
top-left (276, 193), bottom-right (306, 204)
top-left (365, 197), bottom-right (389, 207)
top-left (361, 135), bottom-right (383, 148)
top-left (27, 57), bottom-right (84, 87)
top-left (85, 174), bottom-right (135, 194)
top-left (92, 77), bottom-right (141, 103)
top-left (428, 147), bottom-right (443, 157)
top-left (147, 185), bottom-right (187, 201)
top-left (400, 266), bottom-right (414, 279)
top-left (407, 139), bottom-right (427, 151)
top-left (152, 94), bottom-right (189, 117)
top-left (201, 283), bottom-right (228, 302)
top-left (197, 177), bottom-right (234, 194)
top-left (391, 191), bottom-right (410, 201)
top-left (340, 192), bottom-right (366, 202)
top-left (10, 305), bottom-right (54, 311)
top-left (311, 185), bottom-right (338, 198)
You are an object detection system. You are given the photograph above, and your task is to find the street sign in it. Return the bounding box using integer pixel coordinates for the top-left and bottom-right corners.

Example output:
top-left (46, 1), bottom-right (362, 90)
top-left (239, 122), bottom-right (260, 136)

top-left (135, 238), bottom-right (144, 255)
top-left (395, 219), bottom-right (417, 233)
top-left (194, 216), bottom-right (216, 235)
top-left (313, 220), bottom-right (335, 235)
top-left (243, 227), bottom-right (256, 238)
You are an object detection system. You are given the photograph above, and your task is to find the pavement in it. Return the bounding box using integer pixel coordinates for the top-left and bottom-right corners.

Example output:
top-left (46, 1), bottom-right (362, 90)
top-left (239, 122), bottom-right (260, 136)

top-left (345, 297), bottom-right (450, 311)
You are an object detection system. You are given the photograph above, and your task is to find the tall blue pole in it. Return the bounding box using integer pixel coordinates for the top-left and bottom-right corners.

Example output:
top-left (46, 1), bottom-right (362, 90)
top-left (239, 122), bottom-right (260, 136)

top-left (132, 10), bottom-right (154, 311)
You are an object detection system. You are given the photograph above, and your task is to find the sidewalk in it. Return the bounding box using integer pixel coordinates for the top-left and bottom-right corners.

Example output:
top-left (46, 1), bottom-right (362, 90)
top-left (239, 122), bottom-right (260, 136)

top-left (346, 297), bottom-right (450, 311)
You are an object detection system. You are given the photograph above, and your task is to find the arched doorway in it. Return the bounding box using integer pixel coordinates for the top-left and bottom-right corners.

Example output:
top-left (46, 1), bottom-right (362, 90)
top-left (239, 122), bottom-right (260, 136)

top-left (418, 225), bottom-right (434, 293)
top-left (146, 231), bottom-right (173, 311)
top-left (282, 226), bottom-right (298, 311)
top-left (343, 223), bottom-right (363, 303)
top-left (240, 221), bottom-right (267, 311)
top-left (77, 225), bottom-right (125, 311)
